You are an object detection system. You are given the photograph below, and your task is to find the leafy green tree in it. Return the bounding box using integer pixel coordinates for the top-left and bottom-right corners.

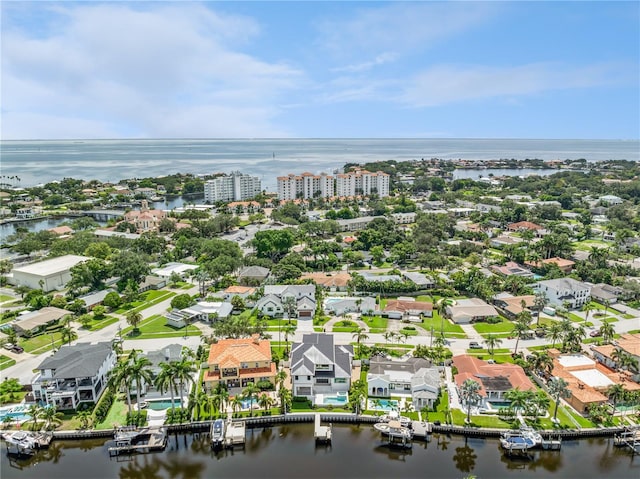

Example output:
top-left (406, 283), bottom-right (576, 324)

top-left (92, 305), bottom-right (106, 319)
top-left (103, 291), bottom-right (122, 310)
top-left (111, 250), bottom-right (150, 288)
top-left (60, 325), bottom-right (78, 345)
top-left (78, 314), bottom-right (93, 329)
top-left (253, 230), bottom-right (294, 261)
top-left (171, 293), bottom-right (195, 310)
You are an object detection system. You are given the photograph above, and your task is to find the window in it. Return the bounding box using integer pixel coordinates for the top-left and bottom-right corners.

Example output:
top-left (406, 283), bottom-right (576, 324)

top-left (295, 376), bottom-right (299, 380)
top-left (335, 378), bottom-right (346, 384)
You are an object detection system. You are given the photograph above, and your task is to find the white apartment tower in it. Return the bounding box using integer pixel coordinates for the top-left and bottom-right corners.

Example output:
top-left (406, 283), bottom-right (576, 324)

top-left (204, 171), bottom-right (262, 203)
top-left (335, 169), bottom-right (390, 198)
top-left (277, 172), bottom-right (335, 201)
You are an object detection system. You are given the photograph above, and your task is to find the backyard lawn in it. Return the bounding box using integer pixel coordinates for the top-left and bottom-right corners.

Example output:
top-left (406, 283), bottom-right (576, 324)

top-left (95, 398), bottom-right (128, 430)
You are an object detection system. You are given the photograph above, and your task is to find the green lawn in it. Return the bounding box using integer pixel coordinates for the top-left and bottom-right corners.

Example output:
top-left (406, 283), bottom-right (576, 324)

top-left (115, 290), bottom-right (176, 314)
top-left (421, 312), bottom-right (466, 338)
top-left (464, 349), bottom-right (515, 364)
top-left (84, 315), bottom-right (119, 331)
top-left (265, 318), bottom-right (298, 331)
top-left (122, 314), bottom-right (201, 339)
top-left (473, 317), bottom-right (515, 337)
top-left (0, 295), bottom-right (14, 303)
top-left (399, 327), bottom-right (419, 336)
top-left (572, 240), bottom-right (614, 252)
top-left (95, 398), bottom-right (128, 430)
top-left (20, 331), bottom-right (66, 354)
top-left (362, 315), bottom-right (388, 333)
top-left (0, 355), bottom-right (16, 370)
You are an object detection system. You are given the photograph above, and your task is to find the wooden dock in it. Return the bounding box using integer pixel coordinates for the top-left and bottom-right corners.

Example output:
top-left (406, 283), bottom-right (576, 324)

top-left (314, 414), bottom-right (332, 444)
top-left (411, 421), bottom-right (432, 440)
top-left (614, 427), bottom-right (640, 455)
top-left (541, 435), bottom-right (562, 450)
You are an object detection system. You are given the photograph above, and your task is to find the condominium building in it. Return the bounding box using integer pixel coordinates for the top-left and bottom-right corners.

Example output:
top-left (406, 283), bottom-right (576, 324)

top-left (277, 172), bottom-right (335, 200)
top-left (335, 169), bottom-right (390, 198)
top-left (204, 171), bottom-right (262, 203)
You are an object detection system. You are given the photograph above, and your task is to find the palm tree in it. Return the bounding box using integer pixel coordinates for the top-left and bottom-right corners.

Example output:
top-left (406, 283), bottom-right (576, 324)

top-left (155, 362), bottom-right (178, 416)
top-left (581, 302), bottom-right (595, 327)
top-left (60, 325), bottom-right (78, 346)
top-left (126, 310), bottom-right (143, 333)
top-left (530, 390), bottom-right (550, 418)
top-left (548, 321), bottom-right (564, 349)
top-left (512, 321), bottom-right (530, 355)
top-left (76, 410), bottom-right (93, 430)
top-left (606, 383), bottom-right (625, 418)
top-left (349, 379), bottom-right (367, 416)
top-left (279, 388), bottom-right (292, 414)
top-left (460, 379), bottom-right (482, 425)
top-left (213, 383), bottom-right (230, 416)
top-left (504, 388), bottom-right (532, 415)
top-left (192, 390), bottom-right (209, 421)
top-left (128, 352), bottom-right (154, 414)
top-left (231, 396), bottom-right (243, 417)
top-left (599, 322), bottom-right (616, 344)
top-left (529, 351), bottom-right (554, 378)
top-left (283, 323), bottom-right (296, 358)
top-left (108, 360), bottom-right (134, 418)
top-left (173, 356), bottom-right (197, 417)
top-left (383, 331), bottom-right (393, 346)
top-left (258, 393), bottom-right (273, 416)
top-left (242, 383), bottom-right (261, 417)
top-left (484, 333), bottom-right (502, 357)
top-left (40, 406), bottom-right (64, 431)
top-left (534, 292), bottom-right (548, 326)
top-left (548, 377), bottom-right (571, 424)
top-left (352, 327), bottom-right (369, 358)
top-left (26, 404), bottom-right (43, 431)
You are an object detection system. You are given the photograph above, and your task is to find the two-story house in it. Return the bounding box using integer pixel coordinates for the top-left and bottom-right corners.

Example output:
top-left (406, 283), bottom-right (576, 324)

top-left (31, 342), bottom-right (116, 410)
top-left (535, 278), bottom-right (591, 309)
top-left (256, 284), bottom-right (316, 319)
top-left (204, 335), bottom-right (276, 394)
top-left (290, 333), bottom-right (354, 405)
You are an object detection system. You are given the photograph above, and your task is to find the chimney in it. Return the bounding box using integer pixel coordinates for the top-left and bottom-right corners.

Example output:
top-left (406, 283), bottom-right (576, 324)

top-left (252, 334), bottom-right (260, 345)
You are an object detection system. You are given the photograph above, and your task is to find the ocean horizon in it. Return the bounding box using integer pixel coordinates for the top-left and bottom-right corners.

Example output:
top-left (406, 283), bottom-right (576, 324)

top-left (1, 138), bottom-right (638, 189)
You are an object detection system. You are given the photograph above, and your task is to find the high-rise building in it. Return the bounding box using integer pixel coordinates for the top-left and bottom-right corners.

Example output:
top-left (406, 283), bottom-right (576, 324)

top-left (204, 172), bottom-right (262, 203)
top-left (335, 169), bottom-right (390, 198)
top-left (277, 172), bottom-right (335, 200)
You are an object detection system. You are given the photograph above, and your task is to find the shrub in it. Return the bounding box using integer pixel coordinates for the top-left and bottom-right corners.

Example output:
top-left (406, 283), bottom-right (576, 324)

top-left (126, 410), bottom-right (148, 427)
top-left (93, 389), bottom-right (114, 424)
top-left (257, 380), bottom-right (274, 391)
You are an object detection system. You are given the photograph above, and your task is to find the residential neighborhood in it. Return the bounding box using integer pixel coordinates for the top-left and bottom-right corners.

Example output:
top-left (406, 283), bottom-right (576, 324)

top-left (0, 157), bottom-right (639, 440)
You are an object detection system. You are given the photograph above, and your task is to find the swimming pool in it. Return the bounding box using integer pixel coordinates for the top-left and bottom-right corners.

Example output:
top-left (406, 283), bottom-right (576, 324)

top-left (317, 392), bottom-right (349, 406)
top-left (0, 405), bottom-right (32, 423)
top-left (368, 399), bottom-right (399, 412)
top-left (240, 398), bottom-right (257, 410)
top-left (147, 399), bottom-right (182, 411)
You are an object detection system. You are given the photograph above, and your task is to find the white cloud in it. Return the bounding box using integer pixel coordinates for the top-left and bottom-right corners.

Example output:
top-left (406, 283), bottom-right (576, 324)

top-left (331, 53), bottom-right (397, 73)
top-left (399, 62), bottom-right (634, 107)
top-left (316, 2), bottom-right (496, 59)
top-left (1, 4), bottom-right (303, 139)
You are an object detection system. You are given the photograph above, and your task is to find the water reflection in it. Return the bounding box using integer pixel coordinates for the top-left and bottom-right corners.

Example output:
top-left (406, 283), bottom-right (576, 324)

top-left (452, 439), bottom-right (477, 474)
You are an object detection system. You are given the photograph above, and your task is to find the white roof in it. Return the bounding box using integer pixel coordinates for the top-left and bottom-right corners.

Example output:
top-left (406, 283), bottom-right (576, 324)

top-left (12, 255), bottom-right (89, 276)
top-left (153, 262), bottom-right (198, 277)
top-left (557, 355), bottom-right (595, 368)
top-left (571, 369), bottom-right (614, 388)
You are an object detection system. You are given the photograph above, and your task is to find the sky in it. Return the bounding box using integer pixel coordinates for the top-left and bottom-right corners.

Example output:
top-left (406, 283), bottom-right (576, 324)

top-left (1, 1), bottom-right (638, 140)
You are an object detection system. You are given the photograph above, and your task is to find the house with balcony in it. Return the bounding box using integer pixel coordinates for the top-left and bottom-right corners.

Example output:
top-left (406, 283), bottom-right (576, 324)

top-left (535, 278), bottom-right (591, 309)
top-left (203, 335), bottom-right (276, 394)
top-left (31, 342), bottom-right (116, 410)
top-left (256, 284), bottom-right (316, 319)
top-left (290, 333), bottom-right (354, 404)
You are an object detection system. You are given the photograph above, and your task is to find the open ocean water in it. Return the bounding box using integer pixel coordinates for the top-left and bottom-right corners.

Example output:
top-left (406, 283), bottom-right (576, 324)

top-left (0, 138), bottom-right (638, 190)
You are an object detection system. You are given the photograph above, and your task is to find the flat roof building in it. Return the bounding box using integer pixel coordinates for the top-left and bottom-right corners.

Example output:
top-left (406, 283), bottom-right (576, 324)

top-left (10, 255), bottom-right (89, 292)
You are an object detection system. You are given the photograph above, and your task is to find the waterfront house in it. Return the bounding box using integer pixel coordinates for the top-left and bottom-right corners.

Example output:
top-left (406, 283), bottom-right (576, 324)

top-left (548, 349), bottom-right (640, 414)
top-left (445, 298), bottom-right (499, 324)
top-left (135, 344), bottom-right (186, 397)
top-left (367, 356), bottom-right (440, 409)
top-left (535, 278), bottom-right (591, 309)
top-left (204, 335), bottom-right (275, 393)
top-left (31, 342), bottom-right (116, 410)
top-left (256, 284), bottom-right (316, 319)
top-left (452, 355), bottom-right (535, 409)
top-left (290, 333), bottom-right (354, 404)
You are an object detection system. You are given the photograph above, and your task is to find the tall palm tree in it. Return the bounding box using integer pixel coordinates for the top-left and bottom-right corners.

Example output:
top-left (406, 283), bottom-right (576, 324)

top-left (155, 362), bottom-right (178, 415)
top-left (533, 292), bottom-right (548, 326)
top-left (581, 302), bottom-right (595, 327)
top-left (512, 321), bottom-right (530, 355)
top-left (283, 323), bottom-right (297, 358)
top-left (128, 352), bottom-right (154, 414)
top-left (352, 327), bottom-right (369, 358)
top-left (258, 393), bottom-right (273, 415)
top-left (548, 377), bottom-right (571, 424)
top-left (484, 333), bottom-right (502, 357)
top-left (173, 356), bottom-right (197, 416)
top-left (108, 360), bottom-right (134, 418)
top-left (126, 310), bottom-right (143, 333)
top-left (60, 325), bottom-right (78, 346)
top-left (606, 383), bottom-right (625, 418)
top-left (548, 321), bottom-right (564, 349)
top-left (213, 383), bottom-right (230, 416)
top-left (279, 388), bottom-right (292, 414)
top-left (231, 396), bottom-right (243, 417)
top-left (599, 322), bottom-right (616, 344)
top-left (504, 388), bottom-right (532, 415)
top-left (529, 351), bottom-right (554, 378)
top-left (242, 383), bottom-right (261, 418)
top-left (192, 390), bottom-right (209, 421)
top-left (40, 406), bottom-right (64, 431)
top-left (460, 379), bottom-right (482, 425)
top-left (26, 404), bottom-right (44, 431)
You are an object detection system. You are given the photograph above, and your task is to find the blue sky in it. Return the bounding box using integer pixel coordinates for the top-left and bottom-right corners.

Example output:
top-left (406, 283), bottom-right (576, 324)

top-left (1, 1), bottom-right (638, 139)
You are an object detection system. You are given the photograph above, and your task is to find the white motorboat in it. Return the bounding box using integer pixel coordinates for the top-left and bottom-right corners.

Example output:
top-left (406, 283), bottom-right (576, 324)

top-left (211, 419), bottom-right (226, 448)
top-left (3, 431), bottom-right (38, 456)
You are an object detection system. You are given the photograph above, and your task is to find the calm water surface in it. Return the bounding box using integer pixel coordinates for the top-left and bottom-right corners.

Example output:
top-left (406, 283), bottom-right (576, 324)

top-left (1, 424), bottom-right (636, 479)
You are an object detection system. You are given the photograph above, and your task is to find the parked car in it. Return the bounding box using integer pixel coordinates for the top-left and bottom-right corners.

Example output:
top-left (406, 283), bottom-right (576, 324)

top-left (11, 345), bottom-right (24, 354)
top-left (3, 343), bottom-right (15, 351)
top-left (469, 341), bottom-right (482, 349)
top-left (590, 330), bottom-right (602, 337)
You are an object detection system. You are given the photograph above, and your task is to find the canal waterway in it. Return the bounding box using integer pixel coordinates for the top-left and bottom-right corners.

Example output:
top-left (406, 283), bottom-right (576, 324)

top-left (1, 424), bottom-right (636, 479)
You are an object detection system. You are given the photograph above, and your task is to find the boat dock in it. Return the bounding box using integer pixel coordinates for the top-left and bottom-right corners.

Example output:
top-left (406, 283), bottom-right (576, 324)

top-left (108, 426), bottom-right (167, 456)
top-left (314, 413), bottom-right (332, 444)
top-left (614, 427), bottom-right (640, 455)
top-left (541, 435), bottom-right (562, 450)
top-left (224, 420), bottom-right (246, 448)
top-left (411, 421), bottom-right (432, 440)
